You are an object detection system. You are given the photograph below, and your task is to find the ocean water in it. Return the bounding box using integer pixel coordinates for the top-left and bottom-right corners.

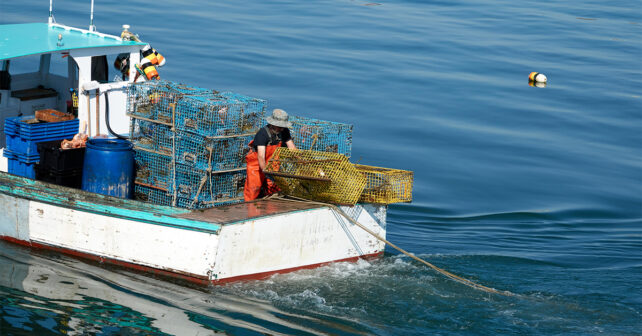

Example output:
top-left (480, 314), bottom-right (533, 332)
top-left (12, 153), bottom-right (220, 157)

top-left (1, 0), bottom-right (641, 335)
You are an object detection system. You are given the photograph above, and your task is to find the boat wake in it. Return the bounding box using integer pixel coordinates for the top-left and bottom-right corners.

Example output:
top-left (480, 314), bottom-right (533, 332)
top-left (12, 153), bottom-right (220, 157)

top-left (2, 239), bottom-right (639, 335)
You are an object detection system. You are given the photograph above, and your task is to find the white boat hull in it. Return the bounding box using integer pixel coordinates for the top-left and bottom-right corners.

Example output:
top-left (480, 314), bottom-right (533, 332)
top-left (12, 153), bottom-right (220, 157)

top-left (0, 173), bottom-right (386, 284)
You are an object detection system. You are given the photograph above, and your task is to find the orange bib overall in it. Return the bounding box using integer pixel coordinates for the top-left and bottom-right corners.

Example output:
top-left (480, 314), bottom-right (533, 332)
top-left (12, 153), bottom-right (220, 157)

top-left (244, 140), bottom-right (281, 201)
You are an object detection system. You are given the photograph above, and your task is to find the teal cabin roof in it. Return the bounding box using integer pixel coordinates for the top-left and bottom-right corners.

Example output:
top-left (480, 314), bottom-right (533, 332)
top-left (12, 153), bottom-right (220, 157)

top-left (0, 23), bottom-right (146, 60)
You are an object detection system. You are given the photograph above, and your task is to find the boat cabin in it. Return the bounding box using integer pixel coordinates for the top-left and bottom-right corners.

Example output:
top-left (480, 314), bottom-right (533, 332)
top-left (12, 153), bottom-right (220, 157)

top-left (0, 22), bottom-right (146, 170)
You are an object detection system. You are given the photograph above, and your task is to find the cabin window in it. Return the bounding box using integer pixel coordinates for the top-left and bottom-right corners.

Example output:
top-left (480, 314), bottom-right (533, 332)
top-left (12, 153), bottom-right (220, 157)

top-left (49, 52), bottom-right (69, 77)
top-left (5, 55), bottom-right (39, 75)
top-left (88, 54), bottom-right (132, 83)
top-left (4, 53), bottom-right (70, 78)
top-left (106, 53), bottom-right (131, 83)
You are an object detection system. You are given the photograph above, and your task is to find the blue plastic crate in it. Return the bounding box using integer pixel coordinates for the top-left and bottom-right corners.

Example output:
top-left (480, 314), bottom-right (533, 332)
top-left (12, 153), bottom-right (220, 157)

top-left (6, 134), bottom-right (74, 159)
top-left (288, 116), bottom-right (353, 158)
top-left (18, 122), bottom-right (78, 136)
top-left (7, 157), bottom-right (37, 179)
top-left (134, 150), bottom-right (174, 190)
top-left (4, 118), bottom-right (19, 135)
top-left (171, 164), bottom-right (245, 209)
top-left (174, 131), bottom-right (253, 171)
top-left (2, 149), bottom-right (15, 160)
top-left (3, 148), bottom-right (40, 163)
top-left (6, 116), bottom-right (79, 140)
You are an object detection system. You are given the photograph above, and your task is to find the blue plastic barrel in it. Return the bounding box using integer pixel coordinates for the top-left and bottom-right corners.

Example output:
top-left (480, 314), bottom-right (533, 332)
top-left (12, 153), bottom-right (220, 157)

top-left (81, 138), bottom-right (135, 198)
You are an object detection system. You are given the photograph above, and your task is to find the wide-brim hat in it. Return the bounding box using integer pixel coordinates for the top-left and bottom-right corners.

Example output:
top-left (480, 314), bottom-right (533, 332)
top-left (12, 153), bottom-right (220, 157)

top-left (266, 108), bottom-right (292, 128)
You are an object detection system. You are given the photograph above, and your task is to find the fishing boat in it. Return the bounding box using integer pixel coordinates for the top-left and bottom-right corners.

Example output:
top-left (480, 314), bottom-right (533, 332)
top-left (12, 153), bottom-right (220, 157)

top-left (0, 14), bottom-right (409, 285)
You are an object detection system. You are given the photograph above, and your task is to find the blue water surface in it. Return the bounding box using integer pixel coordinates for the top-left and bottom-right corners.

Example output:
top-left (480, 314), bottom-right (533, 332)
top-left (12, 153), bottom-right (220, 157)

top-left (1, 0), bottom-right (641, 334)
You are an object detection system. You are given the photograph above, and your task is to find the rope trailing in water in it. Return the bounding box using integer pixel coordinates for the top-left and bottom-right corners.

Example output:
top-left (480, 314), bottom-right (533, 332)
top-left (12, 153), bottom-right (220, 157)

top-left (275, 195), bottom-right (514, 297)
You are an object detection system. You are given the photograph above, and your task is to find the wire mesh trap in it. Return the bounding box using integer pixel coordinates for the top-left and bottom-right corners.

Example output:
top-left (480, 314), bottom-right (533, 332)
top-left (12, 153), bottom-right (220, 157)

top-left (288, 116), bottom-right (353, 157)
top-left (355, 164), bottom-right (413, 204)
top-left (264, 148), bottom-right (366, 205)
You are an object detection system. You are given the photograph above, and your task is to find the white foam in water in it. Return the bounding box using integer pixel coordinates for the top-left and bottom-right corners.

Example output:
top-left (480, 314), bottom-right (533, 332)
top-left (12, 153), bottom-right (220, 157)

top-left (282, 289), bottom-right (332, 312)
top-left (221, 255), bottom-right (448, 315)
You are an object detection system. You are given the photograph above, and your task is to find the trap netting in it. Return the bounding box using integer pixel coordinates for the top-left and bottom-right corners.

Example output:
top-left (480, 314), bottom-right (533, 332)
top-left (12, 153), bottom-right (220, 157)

top-left (288, 116), bottom-right (353, 157)
top-left (174, 95), bottom-right (264, 137)
top-left (134, 184), bottom-right (173, 207)
top-left (174, 131), bottom-right (253, 171)
top-left (134, 152), bottom-right (246, 208)
top-left (134, 150), bottom-right (173, 190)
top-left (171, 164), bottom-right (246, 208)
top-left (265, 148), bottom-right (414, 205)
top-left (129, 119), bottom-right (175, 154)
top-left (127, 81), bottom-right (265, 136)
top-left (355, 164), bottom-right (413, 204)
top-left (264, 148), bottom-right (366, 205)
top-left (127, 80), bottom-right (213, 122)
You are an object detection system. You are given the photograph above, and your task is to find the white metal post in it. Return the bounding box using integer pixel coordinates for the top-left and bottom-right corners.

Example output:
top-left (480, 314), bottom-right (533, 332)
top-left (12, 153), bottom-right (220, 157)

top-left (89, 0), bottom-right (96, 32)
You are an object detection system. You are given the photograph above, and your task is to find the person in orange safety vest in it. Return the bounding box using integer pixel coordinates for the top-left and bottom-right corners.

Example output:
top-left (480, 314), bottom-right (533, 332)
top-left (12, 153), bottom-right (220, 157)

top-left (244, 109), bottom-right (297, 201)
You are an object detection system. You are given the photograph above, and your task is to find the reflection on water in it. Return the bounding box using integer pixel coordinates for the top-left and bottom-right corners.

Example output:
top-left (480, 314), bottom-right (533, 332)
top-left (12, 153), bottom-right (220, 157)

top-left (0, 242), bottom-right (374, 335)
top-left (528, 81), bottom-right (547, 88)
top-left (0, 245), bottom-right (216, 335)
top-left (2, 237), bottom-right (640, 335)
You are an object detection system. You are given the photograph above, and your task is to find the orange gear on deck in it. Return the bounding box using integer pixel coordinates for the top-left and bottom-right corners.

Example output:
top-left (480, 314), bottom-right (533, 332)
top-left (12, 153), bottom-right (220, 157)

top-left (244, 140), bottom-right (281, 201)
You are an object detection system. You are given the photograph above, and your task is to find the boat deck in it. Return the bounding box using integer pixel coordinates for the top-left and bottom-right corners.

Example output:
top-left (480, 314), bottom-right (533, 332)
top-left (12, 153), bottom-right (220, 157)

top-left (0, 172), bottom-right (324, 228)
top-left (176, 199), bottom-right (323, 225)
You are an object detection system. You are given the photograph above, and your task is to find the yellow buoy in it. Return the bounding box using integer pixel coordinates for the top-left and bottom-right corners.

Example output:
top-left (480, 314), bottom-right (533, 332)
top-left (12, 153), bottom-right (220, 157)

top-left (529, 72), bottom-right (547, 83)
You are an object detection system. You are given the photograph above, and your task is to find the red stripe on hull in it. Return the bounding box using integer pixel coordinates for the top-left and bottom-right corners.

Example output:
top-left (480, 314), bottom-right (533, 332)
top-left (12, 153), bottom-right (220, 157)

top-left (0, 235), bottom-right (383, 285)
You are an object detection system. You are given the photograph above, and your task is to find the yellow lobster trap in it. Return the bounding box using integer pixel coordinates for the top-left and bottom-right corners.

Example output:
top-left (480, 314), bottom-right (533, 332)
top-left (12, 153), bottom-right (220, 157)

top-left (355, 164), bottom-right (413, 204)
top-left (265, 148), bottom-right (413, 205)
top-left (265, 148), bottom-right (366, 205)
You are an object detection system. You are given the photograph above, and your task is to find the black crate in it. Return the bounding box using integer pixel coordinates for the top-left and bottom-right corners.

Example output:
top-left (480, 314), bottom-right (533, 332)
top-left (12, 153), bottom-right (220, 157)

top-left (35, 166), bottom-right (83, 188)
top-left (37, 140), bottom-right (85, 172)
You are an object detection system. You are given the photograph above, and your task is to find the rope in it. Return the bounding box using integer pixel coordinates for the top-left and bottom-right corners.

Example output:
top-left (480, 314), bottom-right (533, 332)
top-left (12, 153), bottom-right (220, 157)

top-left (191, 146), bottom-right (214, 208)
top-left (273, 195), bottom-right (515, 297)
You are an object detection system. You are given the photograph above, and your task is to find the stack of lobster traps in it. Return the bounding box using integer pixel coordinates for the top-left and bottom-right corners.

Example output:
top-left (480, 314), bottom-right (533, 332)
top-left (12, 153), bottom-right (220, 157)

top-left (127, 81), bottom-right (359, 209)
top-left (127, 81), bottom-right (264, 209)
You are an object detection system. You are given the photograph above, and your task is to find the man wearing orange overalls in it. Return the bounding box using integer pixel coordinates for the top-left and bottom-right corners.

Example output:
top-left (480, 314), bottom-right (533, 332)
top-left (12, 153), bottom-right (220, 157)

top-left (244, 109), bottom-right (297, 201)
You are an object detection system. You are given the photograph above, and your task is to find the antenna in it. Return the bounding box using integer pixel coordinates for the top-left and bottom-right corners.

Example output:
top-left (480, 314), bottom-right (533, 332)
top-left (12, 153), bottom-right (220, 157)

top-left (48, 0), bottom-right (53, 24)
top-left (89, 0), bottom-right (96, 31)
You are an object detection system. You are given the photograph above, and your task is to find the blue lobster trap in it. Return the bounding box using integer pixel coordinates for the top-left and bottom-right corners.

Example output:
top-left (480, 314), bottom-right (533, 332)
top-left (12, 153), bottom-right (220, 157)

top-left (134, 184), bottom-right (173, 207)
top-left (134, 149), bottom-right (173, 190)
top-left (174, 131), bottom-right (253, 171)
top-left (171, 164), bottom-right (245, 208)
top-left (173, 95), bottom-right (264, 137)
top-left (130, 119), bottom-right (175, 154)
top-left (127, 81), bottom-right (265, 134)
top-left (127, 81), bottom-right (216, 122)
top-left (288, 116), bottom-right (353, 157)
